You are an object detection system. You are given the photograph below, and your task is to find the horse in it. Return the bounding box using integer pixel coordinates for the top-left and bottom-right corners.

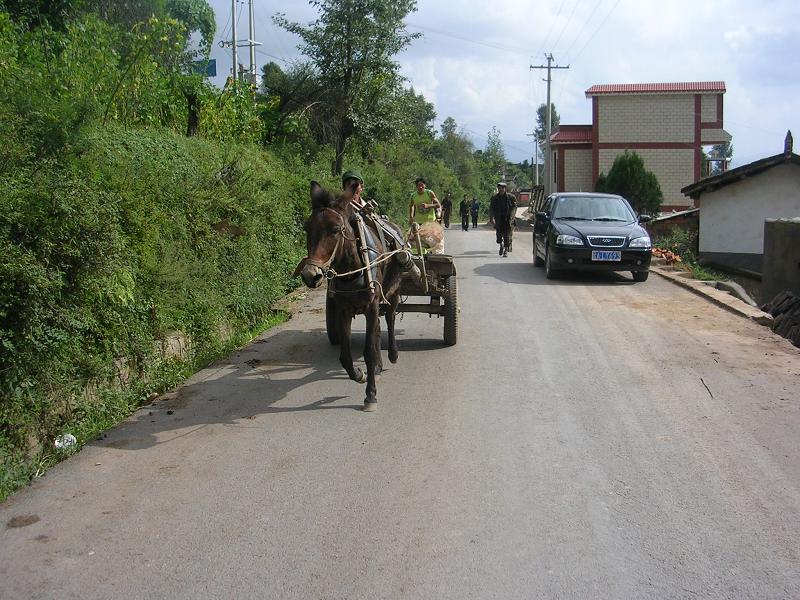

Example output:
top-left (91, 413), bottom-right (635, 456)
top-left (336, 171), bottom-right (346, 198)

top-left (295, 181), bottom-right (412, 412)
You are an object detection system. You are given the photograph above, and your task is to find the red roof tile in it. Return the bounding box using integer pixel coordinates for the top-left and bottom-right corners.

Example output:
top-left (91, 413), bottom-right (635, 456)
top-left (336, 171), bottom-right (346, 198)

top-left (550, 125), bottom-right (593, 144)
top-left (585, 82), bottom-right (726, 96)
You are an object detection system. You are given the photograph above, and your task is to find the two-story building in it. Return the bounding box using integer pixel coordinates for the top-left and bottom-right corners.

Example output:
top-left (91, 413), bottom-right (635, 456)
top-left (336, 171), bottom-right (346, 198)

top-left (545, 81), bottom-right (732, 211)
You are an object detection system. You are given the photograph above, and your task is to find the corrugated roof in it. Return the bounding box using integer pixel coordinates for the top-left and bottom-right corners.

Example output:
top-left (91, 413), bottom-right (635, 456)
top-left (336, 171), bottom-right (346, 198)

top-left (586, 82), bottom-right (726, 96)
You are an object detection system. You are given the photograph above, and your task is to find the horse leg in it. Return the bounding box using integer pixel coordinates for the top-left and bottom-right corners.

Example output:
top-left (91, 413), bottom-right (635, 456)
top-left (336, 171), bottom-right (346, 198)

top-left (386, 296), bottom-right (400, 364)
top-left (338, 310), bottom-right (365, 384)
top-left (374, 315), bottom-right (383, 376)
top-left (362, 301), bottom-right (380, 411)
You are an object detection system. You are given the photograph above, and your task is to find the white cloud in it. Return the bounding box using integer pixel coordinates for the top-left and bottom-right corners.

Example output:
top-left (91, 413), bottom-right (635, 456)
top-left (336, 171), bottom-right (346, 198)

top-left (207, 0), bottom-right (800, 163)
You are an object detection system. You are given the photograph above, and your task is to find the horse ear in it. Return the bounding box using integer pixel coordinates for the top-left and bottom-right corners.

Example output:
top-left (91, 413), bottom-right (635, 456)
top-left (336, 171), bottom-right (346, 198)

top-left (336, 189), bottom-right (353, 210)
top-left (310, 181), bottom-right (328, 209)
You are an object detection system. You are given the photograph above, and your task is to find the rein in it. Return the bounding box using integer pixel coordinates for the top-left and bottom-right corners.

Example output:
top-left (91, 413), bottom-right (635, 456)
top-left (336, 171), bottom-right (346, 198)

top-left (304, 207), bottom-right (407, 302)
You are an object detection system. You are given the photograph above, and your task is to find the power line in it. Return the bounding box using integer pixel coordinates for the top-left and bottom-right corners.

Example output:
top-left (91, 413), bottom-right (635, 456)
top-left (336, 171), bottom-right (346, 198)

top-left (570, 0), bottom-right (622, 62)
top-left (561, 0), bottom-right (605, 58)
top-left (551, 0), bottom-right (582, 53)
top-left (536, 1), bottom-right (567, 59)
top-left (406, 21), bottom-right (532, 56)
top-left (254, 48), bottom-right (291, 65)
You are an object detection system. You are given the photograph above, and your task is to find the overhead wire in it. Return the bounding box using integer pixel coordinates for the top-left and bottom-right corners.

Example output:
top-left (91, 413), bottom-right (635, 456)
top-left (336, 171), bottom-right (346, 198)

top-left (406, 22), bottom-right (532, 56)
top-left (570, 0), bottom-right (622, 62)
top-left (536, 0), bottom-right (566, 58)
top-left (561, 0), bottom-right (606, 59)
top-left (550, 0), bottom-right (582, 54)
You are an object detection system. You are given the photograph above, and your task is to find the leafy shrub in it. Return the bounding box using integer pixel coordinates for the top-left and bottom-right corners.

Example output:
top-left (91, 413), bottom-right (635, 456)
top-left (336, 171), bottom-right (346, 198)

top-left (0, 125), bottom-right (318, 500)
top-left (596, 150), bottom-right (663, 216)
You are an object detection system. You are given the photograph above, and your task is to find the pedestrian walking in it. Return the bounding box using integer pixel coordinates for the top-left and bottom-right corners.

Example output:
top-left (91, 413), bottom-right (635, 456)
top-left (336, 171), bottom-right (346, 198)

top-left (409, 177), bottom-right (441, 225)
top-left (441, 192), bottom-right (453, 228)
top-left (470, 197), bottom-right (480, 229)
top-left (488, 182), bottom-right (516, 257)
top-left (459, 195), bottom-right (470, 231)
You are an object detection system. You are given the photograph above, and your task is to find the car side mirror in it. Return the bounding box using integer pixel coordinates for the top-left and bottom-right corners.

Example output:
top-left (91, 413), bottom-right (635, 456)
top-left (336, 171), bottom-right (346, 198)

top-left (534, 212), bottom-right (550, 233)
top-left (638, 214), bottom-right (652, 223)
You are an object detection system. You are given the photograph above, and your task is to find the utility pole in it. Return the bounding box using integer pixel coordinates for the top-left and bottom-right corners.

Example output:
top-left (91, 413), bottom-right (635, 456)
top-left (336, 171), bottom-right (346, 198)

top-left (231, 0), bottom-right (238, 82)
top-left (248, 0), bottom-right (257, 85)
top-left (221, 1), bottom-right (261, 86)
top-left (526, 132), bottom-right (539, 186)
top-left (530, 54), bottom-right (569, 195)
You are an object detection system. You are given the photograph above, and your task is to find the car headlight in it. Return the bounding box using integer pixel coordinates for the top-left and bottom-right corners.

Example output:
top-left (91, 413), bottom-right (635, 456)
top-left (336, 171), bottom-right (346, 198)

top-left (556, 234), bottom-right (584, 246)
top-left (629, 235), bottom-right (652, 249)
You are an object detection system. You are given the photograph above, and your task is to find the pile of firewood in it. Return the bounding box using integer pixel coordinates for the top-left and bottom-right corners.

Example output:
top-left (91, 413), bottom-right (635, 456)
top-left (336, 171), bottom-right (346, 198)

top-left (761, 291), bottom-right (800, 347)
top-left (652, 247), bottom-right (683, 264)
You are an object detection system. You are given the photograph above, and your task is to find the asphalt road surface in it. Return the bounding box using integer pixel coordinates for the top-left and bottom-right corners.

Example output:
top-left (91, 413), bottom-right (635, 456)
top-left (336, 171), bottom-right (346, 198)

top-left (2, 223), bottom-right (800, 599)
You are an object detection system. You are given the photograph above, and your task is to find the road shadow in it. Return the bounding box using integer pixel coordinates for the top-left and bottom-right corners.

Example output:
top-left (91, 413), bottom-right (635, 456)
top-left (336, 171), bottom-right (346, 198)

top-left (89, 323), bottom-right (446, 452)
top-left (474, 261), bottom-right (636, 286)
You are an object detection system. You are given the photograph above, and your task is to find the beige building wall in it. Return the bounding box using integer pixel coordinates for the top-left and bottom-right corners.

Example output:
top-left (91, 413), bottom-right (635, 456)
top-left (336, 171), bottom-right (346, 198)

top-left (598, 148), bottom-right (695, 208)
top-left (701, 128), bottom-right (732, 144)
top-left (563, 148), bottom-right (593, 192)
top-left (700, 95), bottom-right (718, 121)
top-left (598, 95), bottom-right (694, 143)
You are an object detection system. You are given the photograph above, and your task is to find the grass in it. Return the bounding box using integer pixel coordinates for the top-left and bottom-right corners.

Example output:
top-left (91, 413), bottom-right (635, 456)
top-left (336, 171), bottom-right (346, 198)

top-left (0, 310), bottom-right (289, 503)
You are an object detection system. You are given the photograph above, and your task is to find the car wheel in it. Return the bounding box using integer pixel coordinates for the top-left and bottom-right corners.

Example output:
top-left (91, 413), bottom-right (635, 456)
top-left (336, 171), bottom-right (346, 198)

top-left (632, 270), bottom-right (649, 282)
top-left (533, 235), bottom-right (544, 267)
top-left (545, 247), bottom-right (559, 280)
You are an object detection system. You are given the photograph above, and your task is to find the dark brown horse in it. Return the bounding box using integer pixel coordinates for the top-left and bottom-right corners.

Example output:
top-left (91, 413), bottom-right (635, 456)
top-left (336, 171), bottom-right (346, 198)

top-left (296, 181), bottom-right (410, 411)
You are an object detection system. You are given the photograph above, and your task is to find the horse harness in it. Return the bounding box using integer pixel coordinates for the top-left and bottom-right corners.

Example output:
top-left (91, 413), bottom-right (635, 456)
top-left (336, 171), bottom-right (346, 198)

top-left (312, 207), bottom-right (406, 301)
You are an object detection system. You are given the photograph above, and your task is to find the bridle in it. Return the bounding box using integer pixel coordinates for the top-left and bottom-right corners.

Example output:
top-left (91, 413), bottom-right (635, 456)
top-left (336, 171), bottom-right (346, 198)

top-left (298, 206), bottom-right (408, 301)
top-left (301, 208), bottom-right (356, 279)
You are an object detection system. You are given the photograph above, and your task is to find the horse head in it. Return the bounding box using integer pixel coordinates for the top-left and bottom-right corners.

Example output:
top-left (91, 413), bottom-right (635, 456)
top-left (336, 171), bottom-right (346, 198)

top-left (295, 181), bottom-right (356, 289)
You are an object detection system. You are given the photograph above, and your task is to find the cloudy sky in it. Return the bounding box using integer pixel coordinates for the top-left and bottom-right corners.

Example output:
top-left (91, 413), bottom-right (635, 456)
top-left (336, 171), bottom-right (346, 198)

top-left (206, 0), bottom-right (799, 166)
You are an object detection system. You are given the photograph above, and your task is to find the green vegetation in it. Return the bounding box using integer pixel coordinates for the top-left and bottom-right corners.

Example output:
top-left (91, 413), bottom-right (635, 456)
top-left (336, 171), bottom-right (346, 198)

top-left (655, 228), bottom-right (727, 281)
top-left (0, 0), bottom-right (523, 500)
top-left (595, 150), bottom-right (664, 215)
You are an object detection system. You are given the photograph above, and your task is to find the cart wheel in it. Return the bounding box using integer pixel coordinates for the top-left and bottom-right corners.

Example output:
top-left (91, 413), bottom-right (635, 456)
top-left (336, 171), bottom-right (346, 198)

top-left (443, 275), bottom-right (458, 346)
top-left (326, 295), bottom-right (340, 345)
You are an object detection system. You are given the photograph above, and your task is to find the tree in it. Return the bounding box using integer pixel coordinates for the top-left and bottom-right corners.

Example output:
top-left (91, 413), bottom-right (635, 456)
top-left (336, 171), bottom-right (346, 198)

top-left (484, 126), bottom-right (506, 178)
top-left (275, 0), bottom-right (419, 175)
top-left (433, 116), bottom-right (476, 191)
top-left (595, 150), bottom-right (663, 215)
top-left (534, 102), bottom-right (560, 150)
top-left (707, 141), bottom-right (733, 176)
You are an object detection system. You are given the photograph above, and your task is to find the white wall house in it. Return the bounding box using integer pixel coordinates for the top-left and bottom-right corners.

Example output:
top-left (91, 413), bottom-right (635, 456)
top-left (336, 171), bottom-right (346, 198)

top-left (681, 142), bottom-right (800, 273)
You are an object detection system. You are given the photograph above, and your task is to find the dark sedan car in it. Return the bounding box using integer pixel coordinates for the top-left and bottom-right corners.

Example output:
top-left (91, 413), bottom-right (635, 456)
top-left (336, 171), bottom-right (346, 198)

top-left (532, 192), bottom-right (652, 281)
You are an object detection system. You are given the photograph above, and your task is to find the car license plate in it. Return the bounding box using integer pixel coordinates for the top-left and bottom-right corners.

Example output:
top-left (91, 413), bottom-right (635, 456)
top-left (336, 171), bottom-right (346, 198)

top-left (591, 250), bottom-right (621, 262)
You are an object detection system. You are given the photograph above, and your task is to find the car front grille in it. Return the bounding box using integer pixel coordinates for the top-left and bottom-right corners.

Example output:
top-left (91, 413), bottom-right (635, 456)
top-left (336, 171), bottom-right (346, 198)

top-left (587, 236), bottom-right (626, 248)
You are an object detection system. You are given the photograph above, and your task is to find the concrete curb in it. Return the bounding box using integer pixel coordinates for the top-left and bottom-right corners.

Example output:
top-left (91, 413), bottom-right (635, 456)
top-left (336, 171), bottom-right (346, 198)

top-left (650, 264), bottom-right (773, 326)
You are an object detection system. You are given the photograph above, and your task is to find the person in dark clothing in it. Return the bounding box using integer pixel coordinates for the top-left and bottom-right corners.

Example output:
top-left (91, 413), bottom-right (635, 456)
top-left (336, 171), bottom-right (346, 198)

top-left (470, 197), bottom-right (480, 229)
top-left (488, 182), bottom-right (516, 257)
top-left (459, 195), bottom-right (470, 231)
top-left (441, 192), bottom-right (453, 228)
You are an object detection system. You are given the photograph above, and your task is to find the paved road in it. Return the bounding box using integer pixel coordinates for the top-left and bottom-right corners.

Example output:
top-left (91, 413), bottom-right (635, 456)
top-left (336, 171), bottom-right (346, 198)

top-left (3, 224), bottom-right (800, 599)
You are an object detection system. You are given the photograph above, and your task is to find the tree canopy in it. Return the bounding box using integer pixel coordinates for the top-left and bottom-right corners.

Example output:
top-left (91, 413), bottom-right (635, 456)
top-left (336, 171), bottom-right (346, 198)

top-left (595, 150), bottom-right (663, 215)
top-left (274, 0), bottom-right (420, 175)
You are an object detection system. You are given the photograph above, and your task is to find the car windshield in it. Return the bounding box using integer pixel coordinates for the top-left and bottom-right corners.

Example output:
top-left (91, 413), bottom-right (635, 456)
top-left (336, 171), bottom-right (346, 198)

top-left (552, 196), bottom-right (634, 222)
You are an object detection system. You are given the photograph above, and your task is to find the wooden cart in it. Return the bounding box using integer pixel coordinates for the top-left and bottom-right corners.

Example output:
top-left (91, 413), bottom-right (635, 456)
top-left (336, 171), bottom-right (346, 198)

top-left (325, 253), bottom-right (459, 346)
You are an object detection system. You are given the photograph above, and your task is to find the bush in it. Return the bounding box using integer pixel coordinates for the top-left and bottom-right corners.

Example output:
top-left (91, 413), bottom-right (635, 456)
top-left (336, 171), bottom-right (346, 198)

top-left (655, 228), bottom-right (726, 281)
top-left (596, 150), bottom-right (663, 215)
top-left (0, 125), bottom-right (318, 500)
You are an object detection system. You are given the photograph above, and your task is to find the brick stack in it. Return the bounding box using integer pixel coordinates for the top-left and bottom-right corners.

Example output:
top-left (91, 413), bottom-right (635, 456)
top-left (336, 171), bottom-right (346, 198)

top-left (761, 291), bottom-right (800, 347)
